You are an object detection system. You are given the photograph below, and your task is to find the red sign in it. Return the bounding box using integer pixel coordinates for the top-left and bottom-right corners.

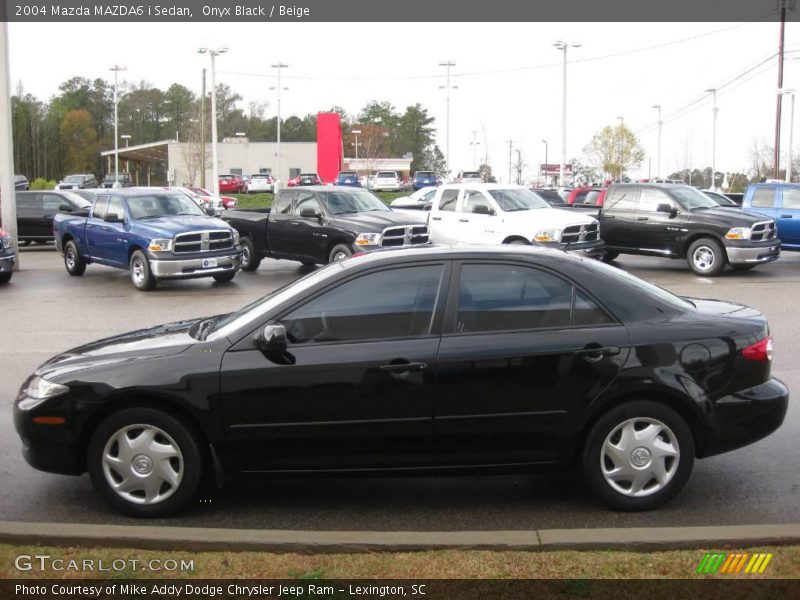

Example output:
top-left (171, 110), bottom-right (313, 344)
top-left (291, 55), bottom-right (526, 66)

top-left (540, 164), bottom-right (573, 175)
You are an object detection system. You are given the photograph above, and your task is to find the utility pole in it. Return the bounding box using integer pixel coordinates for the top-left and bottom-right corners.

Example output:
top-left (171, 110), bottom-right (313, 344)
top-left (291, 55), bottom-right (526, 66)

top-left (705, 88), bottom-right (718, 189)
top-left (515, 148), bottom-right (522, 185)
top-left (779, 89), bottom-right (795, 182)
top-left (271, 62), bottom-right (289, 187)
top-left (200, 67), bottom-right (206, 189)
top-left (553, 40), bottom-right (581, 187)
top-left (652, 104), bottom-right (662, 178)
top-left (198, 47), bottom-right (228, 199)
top-left (0, 22), bottom-right (18, 270)
top-left (439, 60), bottom-right (457, 177)
top-left (774, 0), bottom-right (788, 178)
top-left (506, 139), bottom-right (514, 184)
top-left (542, 139), bottom-right (548, 186)
top-left (109, 64), bottom-right (127, 184)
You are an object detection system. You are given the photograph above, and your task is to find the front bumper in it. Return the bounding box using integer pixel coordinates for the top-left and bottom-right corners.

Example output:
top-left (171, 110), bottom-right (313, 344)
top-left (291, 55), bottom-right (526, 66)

top-left (536, 238), bottom-right (605, 258)
top-left (150, 251), bottom-right (241, 280)
top-left (0, 253), bottom-right (15, 272)
top-left (14, 394), bottom-right (84, 475)
top-left (725, 240), bottom-right (781, 265)
top-left (699, 378), bottom-right (789, 458)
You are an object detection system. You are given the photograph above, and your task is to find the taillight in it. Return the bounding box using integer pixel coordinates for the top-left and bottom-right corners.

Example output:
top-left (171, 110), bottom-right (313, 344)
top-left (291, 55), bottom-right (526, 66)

top-left (742, 337), bottom-right (773, 363)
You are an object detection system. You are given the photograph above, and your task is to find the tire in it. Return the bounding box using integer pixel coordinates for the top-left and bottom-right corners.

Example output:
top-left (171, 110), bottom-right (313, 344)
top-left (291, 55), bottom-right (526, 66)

top-left (239, 237), bottom-right (261, 272)
top-left (602, 250), bottom-right (619, 263)
top-left (0, 272), bottom-right (11, 284)
top-left (687, 237), bottom-right (725, 276)
top-left (130, 250), bottom-right (156, 291)
top-left (87, 407), bottom-right (203, 517)
top-left (19, 240), bottom-right (30, 247)
top-left (63, 240), bottom-right (86, 276)
top-left (583, 400), bottom-right (695, 511)
top-left (212, 271), bottom-right (236, 283)
top-left (328, 244), bottom-right (353, 263)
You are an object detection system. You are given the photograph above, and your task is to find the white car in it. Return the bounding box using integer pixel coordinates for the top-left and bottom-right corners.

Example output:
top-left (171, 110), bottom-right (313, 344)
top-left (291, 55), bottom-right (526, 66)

top-left (247, 174), bottom-right (274, 193)
top-left (426, 184), bottom-right (604, 257)
top-left (390, 187), bottom-right (438, 212)
top-left (371, 171), bottom-right (402, 192)
top-left (455, 170), bottom-right (483, 184)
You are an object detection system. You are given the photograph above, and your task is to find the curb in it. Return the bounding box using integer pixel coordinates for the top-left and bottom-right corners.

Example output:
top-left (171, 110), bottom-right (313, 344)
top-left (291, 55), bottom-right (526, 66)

top-left (1, 521), bottom-right (800, 553)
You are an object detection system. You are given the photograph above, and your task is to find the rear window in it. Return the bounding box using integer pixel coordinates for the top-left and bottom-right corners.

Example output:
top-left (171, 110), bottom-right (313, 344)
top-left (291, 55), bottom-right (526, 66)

top-left (462, 172), bottom-right (481, 179)
top-left (414, 172), bottom-right (434, 178)
top-left (377, 172), bottom-right (397, 178)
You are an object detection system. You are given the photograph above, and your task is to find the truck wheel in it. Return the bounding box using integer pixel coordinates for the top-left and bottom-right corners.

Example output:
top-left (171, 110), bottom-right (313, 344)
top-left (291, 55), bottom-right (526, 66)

top-left (64, 240), bottom-right (86, 276)
top-left (239, 237), bottom-right (261, 272)
top-left (87, 407), bottom-right (203, 518)
top-left (130, 250), bottom-right (157, 291)
top-left (0, 272), bottom-right (11, 284)
top-left (329, 244), bottom-right (353, 263)
top-left (687, 237), bottom-right (725, 276)
top-left (582, 400), bottom-right (694, 511)
top-left (212, 271), bottom-right (236, 283)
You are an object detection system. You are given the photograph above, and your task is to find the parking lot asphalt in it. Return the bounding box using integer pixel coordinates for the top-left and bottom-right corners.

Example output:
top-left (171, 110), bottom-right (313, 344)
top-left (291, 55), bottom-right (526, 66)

top-left (1, 245), bottom-right (798, 531)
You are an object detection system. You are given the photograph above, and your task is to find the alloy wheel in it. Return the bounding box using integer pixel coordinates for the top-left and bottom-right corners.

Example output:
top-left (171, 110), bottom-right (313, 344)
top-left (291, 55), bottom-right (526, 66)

top-left (692, 245), bottom-right (716, 272)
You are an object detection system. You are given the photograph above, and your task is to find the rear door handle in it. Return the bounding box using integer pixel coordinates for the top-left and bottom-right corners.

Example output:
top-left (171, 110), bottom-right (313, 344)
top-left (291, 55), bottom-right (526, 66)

top-left (603, 214), bottom-right (615, 219)
top-left (379, 362), bottom-right (428, 372)
top-left (636, 216), bottom-right (649, 221)
top-left (458, 218), bottom-right (469, 223)
top-left (431, 216), bottom-right (442, 221)
top-left (781, 214), bottom-right (793, 218)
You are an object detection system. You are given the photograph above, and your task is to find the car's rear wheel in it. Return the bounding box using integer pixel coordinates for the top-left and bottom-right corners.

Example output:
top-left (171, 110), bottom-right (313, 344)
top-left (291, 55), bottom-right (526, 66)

top-left (687, 237), bottom-right (725, 276)
top-left (64, 240), bottom-right (86, 276)
top-left (87, 407), bottom-right (203, 517)
top-left (583, 401), bottom-right (694, 511)
top-left (329, 244), bottom-right (352, 263)
top-left (239, 237), bottom-right (261, 272)
top-left (130, 250), bottom-right (156, 291)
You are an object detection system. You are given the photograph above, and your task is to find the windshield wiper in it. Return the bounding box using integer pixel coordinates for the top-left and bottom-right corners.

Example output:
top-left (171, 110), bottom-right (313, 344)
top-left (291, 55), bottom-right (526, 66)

top-left (195, 317), bottom-right (219, 340)
top-left (136, 214), bottom-right (164, 220)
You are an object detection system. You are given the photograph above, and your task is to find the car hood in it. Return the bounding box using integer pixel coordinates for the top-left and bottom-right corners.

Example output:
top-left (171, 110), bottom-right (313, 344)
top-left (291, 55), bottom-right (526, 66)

top-left (499, 207), bottom-right (597, 228)
top-left (330, 211), bottom-right (428, 231)
top-left (35, 319), bottom-right (201, 380)
top-left (133, 215), bottom-right (232, 237)
top-left (688, 207), bottom-right (773, 226)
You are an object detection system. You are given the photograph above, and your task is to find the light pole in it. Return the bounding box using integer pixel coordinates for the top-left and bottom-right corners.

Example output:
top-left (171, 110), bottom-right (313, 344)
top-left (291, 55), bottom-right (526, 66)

top-left (270, 62), bottom-right (289, 187)
top-left (616, 115), bottom-right (624, 180)
top-left (553, 40), bottom-right (581, 187)
top-left (109, 64), bottom-right (127, 184)
top-left (198, 47), bottom-right (228, 199)
top-left (542, 139), bottom-right (548, 185)
top-left (779, 88), bottom-right (796, 182)
top-left (506, 139), bottom-right (514, 184)
top-left (351, 129), bottom-right (361, 160)
top-left (651, 104), bottom-right (662, 179)
top-left (470, 130), bottom-right (480, 167)
top-left (705, 88), bottom-right (718, 189)
top-left (121, 134), bottom-right (131, 174)
top-left (439, 60), bottom-right (457, 177)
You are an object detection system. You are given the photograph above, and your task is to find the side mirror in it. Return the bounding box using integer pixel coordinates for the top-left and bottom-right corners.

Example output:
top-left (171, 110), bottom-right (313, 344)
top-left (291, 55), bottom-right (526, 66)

top-left (59, 204), bottom-right (72, 212)
top-left (104, 212), bottom-right (124, 223)
top-left (254, 323), bottom-right (295, 365)
top-left (657, 203), bottom-right (677, 215)
top-left (205, 207), bottom-right (216, 216)
top-left (473, 203), bottom-right (493, 215)
top-left (300, 207), bottom-right (321, 219)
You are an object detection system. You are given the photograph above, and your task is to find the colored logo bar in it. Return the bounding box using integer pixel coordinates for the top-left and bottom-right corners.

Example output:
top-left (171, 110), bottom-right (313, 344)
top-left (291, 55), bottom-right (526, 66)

top-left (696, 552), bottom-right (773, 574)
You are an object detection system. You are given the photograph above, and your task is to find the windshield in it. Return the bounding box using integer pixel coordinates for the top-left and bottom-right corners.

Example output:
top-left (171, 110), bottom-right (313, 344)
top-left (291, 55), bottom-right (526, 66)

top-left (462, 171), bottom-right (481, 179)
top-left (670, 186), bottom-right (718, 210)
top-left (64, 175), bottom-right (86, 183)
top-left (489, 189), bottom-right (550, 212)
top-left (414, 172), bottom-right (434, 179)
top-left (126, 194), bottom-right (206, 219)
top-left (326, 189), bottom-right (390, 214)
top-left (377, 172), bottom-right (397, 178)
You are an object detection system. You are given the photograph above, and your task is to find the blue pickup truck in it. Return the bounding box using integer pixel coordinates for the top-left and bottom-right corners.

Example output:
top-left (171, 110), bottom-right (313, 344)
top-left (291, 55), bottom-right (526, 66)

top-left (742, 182), bottom-right (800, 251)
top-left (54, 188), bottom-right (242, 290)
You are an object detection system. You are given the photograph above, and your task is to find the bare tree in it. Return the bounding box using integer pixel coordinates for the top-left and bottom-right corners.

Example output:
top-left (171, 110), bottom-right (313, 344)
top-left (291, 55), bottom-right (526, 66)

top-left (180, 108), bottom-right (210, 187)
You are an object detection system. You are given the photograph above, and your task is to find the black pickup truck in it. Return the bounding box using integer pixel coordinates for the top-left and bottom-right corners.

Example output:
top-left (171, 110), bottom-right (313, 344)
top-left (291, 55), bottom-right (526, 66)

top-left (222, 186), bottom-right (430, 270)
top-left (598, 183), bottom-right (780, 276)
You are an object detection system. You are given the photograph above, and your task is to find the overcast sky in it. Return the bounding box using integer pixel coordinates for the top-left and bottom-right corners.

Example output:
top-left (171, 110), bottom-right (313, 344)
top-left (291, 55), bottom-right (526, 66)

top-left (7, 21), bottom-right (800, 181)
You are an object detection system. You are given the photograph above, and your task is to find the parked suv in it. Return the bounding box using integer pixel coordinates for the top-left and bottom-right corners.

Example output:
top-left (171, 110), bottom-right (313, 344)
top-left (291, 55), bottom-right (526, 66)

top-left (335, 171), bottom-right (361, 187)
top-left (372, 171), bottom-right (402, 192)
top-left (101, 172), bottom-right (133, 188)
top-left (56, 174), bottom-right (98, 190)
top-left (598, 183), bottom-right (780, 275)
top-left (412, 171), bottom-right (438, 190)
top-left (741, 182), bottom-right (800, 251)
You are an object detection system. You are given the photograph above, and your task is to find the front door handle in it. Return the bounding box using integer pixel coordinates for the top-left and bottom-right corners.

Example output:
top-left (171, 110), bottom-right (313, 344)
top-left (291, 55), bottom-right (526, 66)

top-left (603, 214), bottom-right (615, 219)
top-left (636, 216), bottom-right (649, 221)
top-left (458, 218), bottom-right (469, 223)
top-left (574, 346), bottom-right (620, 362)
top-left (431, 216), bottom-right (442, 221)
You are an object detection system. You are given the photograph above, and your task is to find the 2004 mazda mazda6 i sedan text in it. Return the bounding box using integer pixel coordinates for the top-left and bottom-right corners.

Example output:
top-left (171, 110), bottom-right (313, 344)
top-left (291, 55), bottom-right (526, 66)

top-left (14, 246), bottom-right (788, 516)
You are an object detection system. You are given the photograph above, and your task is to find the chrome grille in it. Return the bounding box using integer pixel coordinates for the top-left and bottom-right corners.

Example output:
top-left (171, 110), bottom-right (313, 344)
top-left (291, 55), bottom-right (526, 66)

top-left (559, 222), bottom-right (599, 244)
top-left (750, 221), bottom-right (777, 242)
top-left (173, 229), bottom-right (235, 253)
top-left (381, 225), bottom-right (430, 247)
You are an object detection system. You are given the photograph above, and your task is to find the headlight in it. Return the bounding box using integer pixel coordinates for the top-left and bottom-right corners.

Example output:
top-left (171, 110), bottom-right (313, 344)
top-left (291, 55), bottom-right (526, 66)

top-left (354, 233), bottom-right (381, 246)
top-left (533, 228), bottom-right (562, 243)
top-left (148, 238), bottom-right (173, 252)
top-left (725, 227), bottom-right (751, 240)
top-left (24, 375), bottom-right (69, 402)
top-left (1, 235), bottom-right (12, 249)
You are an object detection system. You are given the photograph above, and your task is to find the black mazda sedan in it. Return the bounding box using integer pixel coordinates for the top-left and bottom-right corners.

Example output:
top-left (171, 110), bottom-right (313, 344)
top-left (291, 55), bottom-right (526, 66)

top-left (14, 246), bottom-right (788, 516)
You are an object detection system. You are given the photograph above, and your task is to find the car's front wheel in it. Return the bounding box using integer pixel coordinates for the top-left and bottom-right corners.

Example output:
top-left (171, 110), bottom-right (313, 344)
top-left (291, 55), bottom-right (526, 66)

top-left (130, 250), bottom-right (156, 291)
top-left (239, 237), bottom-right (261, 272)
top-left (583, 401), bottom-right (694, 511)
top-left (687, 237), bottom-right (725, 276)
top-left (329, 244), bottom-right (353, 263)
top-left (87, 407), bottom-right (204, 517)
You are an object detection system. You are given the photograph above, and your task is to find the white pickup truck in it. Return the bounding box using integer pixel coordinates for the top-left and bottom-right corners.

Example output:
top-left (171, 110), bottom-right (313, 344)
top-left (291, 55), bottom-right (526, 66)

top-left (424, 184), bottom-right (605, 256)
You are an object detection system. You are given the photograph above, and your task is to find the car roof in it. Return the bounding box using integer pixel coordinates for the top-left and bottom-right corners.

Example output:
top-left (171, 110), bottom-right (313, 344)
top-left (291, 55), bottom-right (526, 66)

top-left (439, 183), bottom-right (524, 190)
top-left (342, 244), bottom-right (577, 268)
top-left (100, 187), bottom-right (186, 197)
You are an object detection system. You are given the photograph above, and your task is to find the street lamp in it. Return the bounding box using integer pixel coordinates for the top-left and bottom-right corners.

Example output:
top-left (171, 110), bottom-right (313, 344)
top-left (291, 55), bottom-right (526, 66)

top-left (651, 104), bottom-right (662, 179)
top-left (779, 88), bottom-right (796, 182)
top-left (542, 139), bottom-right (548, 186)
top-left (109, 64), bottom-right (127, 184)
top-left (705, 88), bottom-right (718, 190)
top-left (198, 46), bottom-right (228, 199)
top-left (553, 40), bottom-right (581, 187)
top-left (270, 62), bottom-right (289, 187)
top-left (439, 60), bottom-right (457, 176)
top-left (351, 129), bottom-right (361, 160)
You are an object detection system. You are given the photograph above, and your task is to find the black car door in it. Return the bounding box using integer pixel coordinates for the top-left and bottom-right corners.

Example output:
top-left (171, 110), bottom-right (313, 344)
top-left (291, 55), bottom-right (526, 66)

top-left (285, 190), bottom-right (328, 262)
top-left (266, 189), bottom-right (296, 258)
top-left (15, 192), bottom-right (41, 240)
top-left (41, 193), bottom-right (69, 240)
top-left (601, 187), bottom-right (639, 249)
top-left (433, 260), bottom-right (630, 466)
top-left (632, 187), bottom-right (687, 255)
top-left (218, 261), bottom-right (449, 471)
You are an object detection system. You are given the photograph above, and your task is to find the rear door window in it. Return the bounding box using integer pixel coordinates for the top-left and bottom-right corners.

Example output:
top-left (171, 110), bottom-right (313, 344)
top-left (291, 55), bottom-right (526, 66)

top-left (751, 187), bottom-right (777, 208)
top-left (439, 189), bottom-right (459, 212)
